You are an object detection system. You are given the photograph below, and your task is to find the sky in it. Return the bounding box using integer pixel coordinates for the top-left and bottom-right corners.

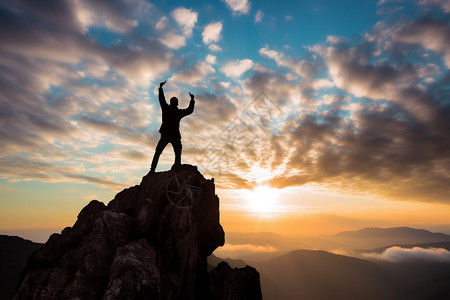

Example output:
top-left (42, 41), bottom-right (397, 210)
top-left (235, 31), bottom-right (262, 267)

top-left (0, 0), bottom-right (449, 243)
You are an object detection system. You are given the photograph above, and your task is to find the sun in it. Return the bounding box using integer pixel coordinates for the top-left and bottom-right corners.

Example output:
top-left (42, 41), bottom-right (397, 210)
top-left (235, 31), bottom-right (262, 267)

top-left (244, 186), bottom-right (280, 215)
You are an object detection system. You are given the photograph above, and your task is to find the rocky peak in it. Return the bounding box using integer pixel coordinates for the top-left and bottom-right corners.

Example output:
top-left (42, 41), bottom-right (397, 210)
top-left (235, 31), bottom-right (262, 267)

top-left (14, 165), bottom-right (262, 299)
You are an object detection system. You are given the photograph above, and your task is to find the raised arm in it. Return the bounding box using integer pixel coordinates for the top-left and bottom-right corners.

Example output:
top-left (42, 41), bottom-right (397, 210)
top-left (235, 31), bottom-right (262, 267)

top-left (181, 92), bottom-right (195, 117)
top-left (158, 80), bottom-right (168, 108)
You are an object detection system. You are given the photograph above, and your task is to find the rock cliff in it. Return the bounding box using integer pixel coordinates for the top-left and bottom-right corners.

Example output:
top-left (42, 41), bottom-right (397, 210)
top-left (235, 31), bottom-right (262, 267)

top-left (14, 165), bottom-right (262, 299)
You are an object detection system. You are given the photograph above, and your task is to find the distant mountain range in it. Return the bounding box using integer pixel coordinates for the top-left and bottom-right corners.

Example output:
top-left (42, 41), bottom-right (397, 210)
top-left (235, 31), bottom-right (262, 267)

top-left (333, 227), bottom-right (450, 250)
top-left (219, 227), bottom-right (450, 261)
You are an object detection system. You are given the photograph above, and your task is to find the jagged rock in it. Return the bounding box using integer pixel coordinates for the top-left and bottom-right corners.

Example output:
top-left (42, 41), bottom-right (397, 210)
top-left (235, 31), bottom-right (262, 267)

top-left (211, 262), bottom-right (263, 300)
top-left (14, 165), bottom-right (262, 299)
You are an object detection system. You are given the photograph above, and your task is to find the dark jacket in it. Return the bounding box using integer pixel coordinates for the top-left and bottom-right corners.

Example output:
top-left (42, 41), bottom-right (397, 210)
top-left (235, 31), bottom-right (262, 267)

top-left (158, 87), bottom-right (195, 139)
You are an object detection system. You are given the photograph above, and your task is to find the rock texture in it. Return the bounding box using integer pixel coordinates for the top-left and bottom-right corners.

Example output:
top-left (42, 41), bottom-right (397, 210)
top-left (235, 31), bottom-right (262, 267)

top-left (14, 165), bottom-right (262, 300)
top-left (211, 262), bottom-right (263, 300)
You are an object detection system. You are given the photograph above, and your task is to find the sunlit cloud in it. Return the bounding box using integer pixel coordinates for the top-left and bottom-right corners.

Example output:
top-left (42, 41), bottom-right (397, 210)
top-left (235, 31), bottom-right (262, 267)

top-left (159, 32), bottom-right (186, 49)
top-left (171, 7), bottom-right (198, 37)
top-left (202, 21), bottom-right (223, 45)
top-left (172, 61), bottom-right (215, 85)
top-left (72, 0), bottom-right (138, 33)
top-left (155, 16), bottom-right (169, 31)
top-left (206, 54), bottom-right (217, 65)
top-left (259, 47), bottom-right (319, 78)
top-left (218, 243), bottom-right (277, 253)
top-left (209, 44), bottom-right (223, 52)
top-left (362, 246), bottom-right (450, 262)
top-left (221, 59), bottom-right (255, 78)
top-left (221, 0), bottom-right (251, 15)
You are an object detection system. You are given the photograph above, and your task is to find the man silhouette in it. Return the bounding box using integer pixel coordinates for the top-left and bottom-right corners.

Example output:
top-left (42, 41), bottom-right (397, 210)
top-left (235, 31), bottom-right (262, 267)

top-left (150, 80), bottom-right (195, 172)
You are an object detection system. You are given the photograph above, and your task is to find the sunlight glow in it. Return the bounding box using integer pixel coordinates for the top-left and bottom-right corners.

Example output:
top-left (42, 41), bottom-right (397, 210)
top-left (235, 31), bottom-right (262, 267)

top-left (244, 186), bottom-right (280, 215)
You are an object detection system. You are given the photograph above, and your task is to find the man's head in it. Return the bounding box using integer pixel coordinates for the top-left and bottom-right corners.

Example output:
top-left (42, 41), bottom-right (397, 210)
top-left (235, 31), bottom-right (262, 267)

top-left (170, 97), bottom-right (178, 107)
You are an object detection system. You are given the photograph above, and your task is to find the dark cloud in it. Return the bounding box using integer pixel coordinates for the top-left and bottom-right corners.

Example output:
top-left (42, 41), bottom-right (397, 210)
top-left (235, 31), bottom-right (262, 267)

top-left (243, 69), bottom-right (299, 105)
top-left (394, 17), bottom-right (450, 66)
top-left (190, 92), bottom-right (237, 127)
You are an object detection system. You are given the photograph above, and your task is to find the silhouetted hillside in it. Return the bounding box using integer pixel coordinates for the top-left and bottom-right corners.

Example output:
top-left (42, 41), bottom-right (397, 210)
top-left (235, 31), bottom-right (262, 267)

top-left (253, 249), bottom-right (395, 300)
top-left (0, 235), bottom-right (42, 300)
top-left (248, 248), bottom-right (450, 300)
top-left (208, 254), bottom-right (248, 269)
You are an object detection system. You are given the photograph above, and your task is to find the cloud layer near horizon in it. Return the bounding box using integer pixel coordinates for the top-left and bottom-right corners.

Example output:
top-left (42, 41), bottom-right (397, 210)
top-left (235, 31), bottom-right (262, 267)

top-left (0, 0), bottom-right (449, 205)
top-left (363, 246), bottom-right (450, 262)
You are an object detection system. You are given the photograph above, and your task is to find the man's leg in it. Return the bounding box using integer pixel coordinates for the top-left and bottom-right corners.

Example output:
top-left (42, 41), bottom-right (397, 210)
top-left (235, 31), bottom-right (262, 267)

top-left (150, 138), bottom-right (169, 172)
top-left (171, 139), bottom-right (182, 166)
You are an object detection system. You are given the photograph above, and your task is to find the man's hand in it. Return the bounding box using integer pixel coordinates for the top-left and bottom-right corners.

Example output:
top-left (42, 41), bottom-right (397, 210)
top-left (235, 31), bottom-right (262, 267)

top-left (189, 92), bottom-right (194, 100)
top-left (159, 80), bottom-right (167, 88)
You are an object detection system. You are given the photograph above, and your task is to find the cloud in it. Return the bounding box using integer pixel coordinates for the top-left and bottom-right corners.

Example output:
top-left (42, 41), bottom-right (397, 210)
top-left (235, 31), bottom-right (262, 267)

top-left (221, 0), bottom-right (251, 14)
top-left (0, 1), bottom-right (176, 84)
top-left (206, 54), bottom-right (217, 64)
top-left (254, 9), bottom-right (264, 23)
top-left (362, 246), bottom-right (450, 262)
top-left (313, 41), bottom-right (440, 121)
top-left (243, 68), bottom-right (299, 104)
top-left (393, 17), bottom-right (450, 67)
top-left (121, 149), bottom-right (148, 161)
top-left (418, 0), bottom-right (450, 13)
top-left (259, 47), bottom-right (320, 78)
top-left (188, 93), bottom-right (237, 127)
top-left (0, 156), bottom-right (123, 189)
top-left (258, 47), bottom-right (320, 80)
top-left (268, 93), bottom-right (450, 202)
top-left (202, 21), bottom-right (223, 45)
top-left (172, 61), bottom-right (215, 85)
top-left (212, 82), bottom-right (231, 91)
top-left (71, 0), bottom-right (138, 33)
top-left (209, 44), bottom-right (223, 52)
top-left (159, 32), bottom-right (186, 49)
top-left (218, 243), bottom-right (277, 253)
top-left (221, 59), bottom-right (255, 78)
top-left (171, 7), bottom-right (198, 37)
top-left (155, 16), bottom-right (169, 31)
